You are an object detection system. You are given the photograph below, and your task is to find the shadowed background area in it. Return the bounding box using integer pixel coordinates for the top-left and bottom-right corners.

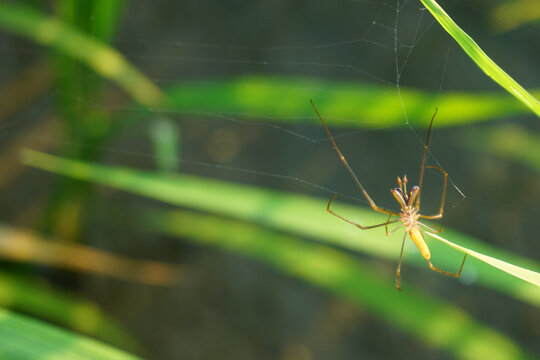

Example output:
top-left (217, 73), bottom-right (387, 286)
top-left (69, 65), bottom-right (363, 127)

top-left (0, 0), bottom-right (539, 359)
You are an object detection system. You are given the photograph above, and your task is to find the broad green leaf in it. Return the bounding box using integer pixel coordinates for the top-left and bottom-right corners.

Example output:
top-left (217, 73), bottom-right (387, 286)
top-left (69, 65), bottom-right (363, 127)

top-left (166, 76), bottom-right (537, 127)
top-left (20, 149), bottom-right (540, 308)
top-left (420, 0), bottom-right (540, 117)
top-left (0, 271), bottom-right (136, 351)
top-left (146, 209), bottom-right (529, 360)
top-left (0, 3), bottom-right (164, 107)
top-left (0, 307), bottom-right (140, 360)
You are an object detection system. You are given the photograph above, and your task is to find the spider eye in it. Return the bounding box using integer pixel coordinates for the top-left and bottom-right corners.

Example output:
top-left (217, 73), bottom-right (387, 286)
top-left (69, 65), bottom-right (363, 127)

top-left (393, 188), bottom-right (405, 199)
top-left (408, 186), bottom-right (420, 204)
top-left (391, 187), bottom-right (407, 208)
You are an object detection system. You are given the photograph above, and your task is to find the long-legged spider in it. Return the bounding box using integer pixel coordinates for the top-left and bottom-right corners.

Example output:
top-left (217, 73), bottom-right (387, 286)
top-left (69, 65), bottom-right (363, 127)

top-left (311, 100), bottom-right (467, 291)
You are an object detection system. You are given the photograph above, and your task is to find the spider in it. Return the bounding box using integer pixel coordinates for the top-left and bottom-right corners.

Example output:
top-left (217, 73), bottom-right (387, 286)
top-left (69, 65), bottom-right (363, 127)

top-left (311, 100), bottom-right (467, 291)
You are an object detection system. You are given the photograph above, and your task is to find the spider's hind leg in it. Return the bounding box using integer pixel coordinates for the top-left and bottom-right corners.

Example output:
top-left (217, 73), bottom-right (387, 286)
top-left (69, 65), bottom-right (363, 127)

top-left (395, 233), bottom-right (407, 291)
top-left (428, 254), bottom-right (468, 278)
top-left (326, 195), bottom-right (400, 230)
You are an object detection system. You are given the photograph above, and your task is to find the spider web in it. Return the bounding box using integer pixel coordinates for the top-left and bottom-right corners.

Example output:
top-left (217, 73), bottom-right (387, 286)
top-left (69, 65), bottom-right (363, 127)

top-left (2, 0), bottom-right (540, 249)
top-left (2, 2), bottom-right (540, 359)
top-left (119, 0), bottom-right (457, 204)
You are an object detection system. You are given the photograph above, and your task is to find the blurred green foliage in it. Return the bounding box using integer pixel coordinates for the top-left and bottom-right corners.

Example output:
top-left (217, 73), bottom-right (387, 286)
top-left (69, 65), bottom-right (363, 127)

top-left (0, 0), bottom-right (538, 359)
top-left (0, 269), bottom-right (135, 350)
top-left (153, 210), bottom-right (529, 360)
top-left (21, 150), bottom-right (540, 309)
top-left (491, 0), bottom-right (540, 32)
top-left (0, 2), bottom-right (163, 107)
top-left (166, 76), bottom-right (536, 127)
top-left (0, 307), bottom-right (140, 360)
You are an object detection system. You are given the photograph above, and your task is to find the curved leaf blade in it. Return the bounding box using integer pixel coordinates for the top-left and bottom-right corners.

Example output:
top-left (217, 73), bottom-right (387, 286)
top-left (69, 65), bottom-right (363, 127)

top-left (166, 76), bottom-right (537, 128)
top-left (0, 307), bottom-right (140, 360)
top-left (148, 209), bottom-right (529, 360)
top-left (0, 272), bottom-right (136, 351)
top-left (0, 3), bottom-right (164, 107)
top-left (20, 149), bottom-right (540, 308)
top-left (420, 0), bottom-right (540, 116)
top-left (427, 232), bottom-right (540, 287)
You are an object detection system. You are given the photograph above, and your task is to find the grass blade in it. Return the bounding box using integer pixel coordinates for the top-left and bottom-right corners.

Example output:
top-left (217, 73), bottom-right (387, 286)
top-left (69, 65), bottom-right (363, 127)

top-left (87, 0), bottom-right (127, 41)
top-left (20, 149), bottom-right (540, 308)
top-left (427, 232), bottom-right (540, 287)
top-left (0, 224), bottom-right (181, 286)
top-left (0, 3), bottom-right (164, 107)
top-left (0, 307), bottom-right (140, 360)
top-left (147, 209), bottom-right (529, 360)
top-left (166, 76), bottom-right (537, 127)
top-left (0, 272), bottom-right (136, 350)
top-left (420, 0), bottom-right (540, 116)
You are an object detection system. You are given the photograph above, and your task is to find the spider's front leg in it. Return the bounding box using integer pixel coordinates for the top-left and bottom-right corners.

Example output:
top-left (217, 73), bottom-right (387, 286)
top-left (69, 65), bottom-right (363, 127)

top-left (326, 194), bottom-right (400, 230)
top-left (419, 165), bottom-right (448, 220)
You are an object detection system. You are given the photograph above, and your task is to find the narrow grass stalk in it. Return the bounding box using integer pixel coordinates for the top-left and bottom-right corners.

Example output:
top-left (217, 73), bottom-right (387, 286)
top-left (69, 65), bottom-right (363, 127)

top-left (0, 3), bottom-right (164, 107)
top-left (420, 0), bottom-right (540, 117)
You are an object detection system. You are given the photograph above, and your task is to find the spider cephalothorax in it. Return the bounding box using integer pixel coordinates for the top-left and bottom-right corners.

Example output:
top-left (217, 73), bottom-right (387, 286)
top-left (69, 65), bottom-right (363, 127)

top-left (392, 176), bottom-right (421, 232)
top-left (311, 100), bottom-right (467, 291)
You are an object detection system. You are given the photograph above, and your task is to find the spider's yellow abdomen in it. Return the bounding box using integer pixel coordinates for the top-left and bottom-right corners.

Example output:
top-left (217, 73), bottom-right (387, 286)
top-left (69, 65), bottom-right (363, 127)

top-left (409, 227), bottom-right (431, 260)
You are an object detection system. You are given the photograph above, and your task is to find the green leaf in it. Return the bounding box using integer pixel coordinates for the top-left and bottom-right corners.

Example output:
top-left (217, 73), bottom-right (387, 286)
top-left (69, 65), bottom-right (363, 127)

top-left (55, 0), bottom-right (125, 42)
top-left (0, 307), bottom-right (140, 360)
top-left (147, 209), bottom-right (530, 360)
top-left (0, 271), bottom-right (137, 351)
top-left (420, 0), bottom-right (540, 117)
top-left (0, 1), bottom-right (535, 125)
top-left (0, 3), bottom-right (164, 107)
top-left (427, 231), bottom-right (540, 287)
top-left (20, 149), bottom-right (540, 308)
top-left (87, 0), bottom-right (127, 41)
top-left (166, 76), bottom-right (537, 127)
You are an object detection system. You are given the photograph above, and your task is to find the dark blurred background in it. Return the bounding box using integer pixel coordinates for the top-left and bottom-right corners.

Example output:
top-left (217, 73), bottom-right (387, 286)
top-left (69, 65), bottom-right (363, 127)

top-left (0, 0), bottom-right (539, 359)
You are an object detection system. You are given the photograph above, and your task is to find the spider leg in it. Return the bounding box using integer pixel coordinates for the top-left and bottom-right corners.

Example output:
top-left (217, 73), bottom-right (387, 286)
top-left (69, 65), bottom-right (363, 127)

top-left (327, 195), bottom-right (400, 230)
top-left (428, 254), bottom-right (467, 278)
top-left (415, 108), bottom-right (438, 211)
top-left (395, 232), bottom-right (407, 291)
top-left (419, 165), bottom-right (448, 220)
top-left (418, 221), bottom-right (444, 234)
top-left (311, 100), bottom-right (398, 216)
top-left (385, 220), bottom-right (405, 236)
